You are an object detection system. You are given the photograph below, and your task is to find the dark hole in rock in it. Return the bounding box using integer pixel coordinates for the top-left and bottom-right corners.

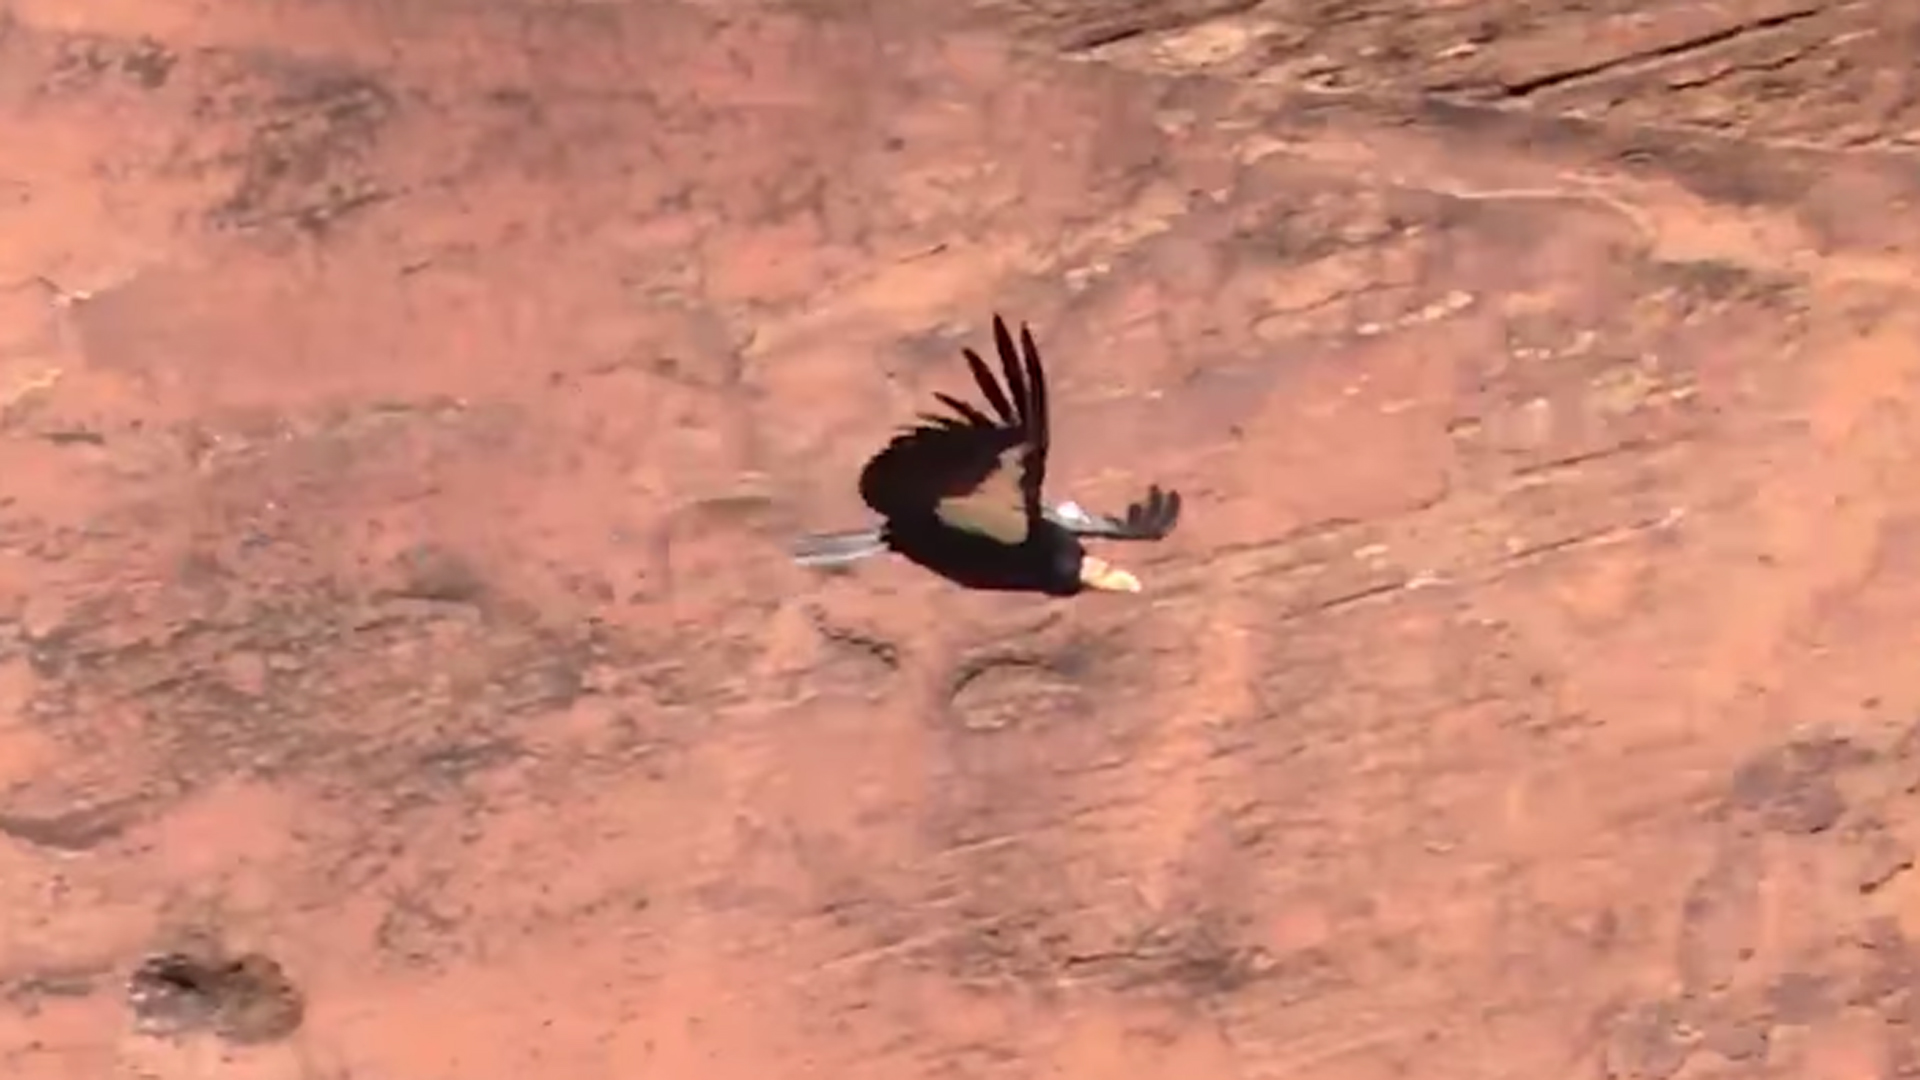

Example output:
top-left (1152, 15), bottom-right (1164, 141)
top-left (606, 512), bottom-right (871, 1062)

top-left (126, 949), bottom-right (305, 1044)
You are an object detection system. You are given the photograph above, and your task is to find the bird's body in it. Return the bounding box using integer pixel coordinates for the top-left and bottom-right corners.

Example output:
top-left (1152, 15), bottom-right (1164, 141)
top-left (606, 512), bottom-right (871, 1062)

top-left (876, 509), bottom-right (1089, 596)
top-left (791, 314), bottom-right (1182, 596)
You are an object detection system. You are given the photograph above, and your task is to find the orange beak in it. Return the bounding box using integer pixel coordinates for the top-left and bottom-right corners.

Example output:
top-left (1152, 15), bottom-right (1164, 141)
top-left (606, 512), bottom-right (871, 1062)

top-left (1078, 554), bottom-right (1142, 593)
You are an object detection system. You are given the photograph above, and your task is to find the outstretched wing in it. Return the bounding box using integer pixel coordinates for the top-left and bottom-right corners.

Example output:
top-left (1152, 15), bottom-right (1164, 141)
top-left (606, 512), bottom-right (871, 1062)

top-left (857, 314), bottom-right (1052, 545)
top-left (1049, 484), bottom-right (1182, 542)
top-left (790, 526), bottom-right (887, 567)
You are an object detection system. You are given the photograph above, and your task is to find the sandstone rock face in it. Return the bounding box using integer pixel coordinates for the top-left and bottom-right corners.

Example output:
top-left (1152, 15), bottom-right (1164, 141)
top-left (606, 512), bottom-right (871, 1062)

top-left (5, 1), bottom-right (1920, 1077)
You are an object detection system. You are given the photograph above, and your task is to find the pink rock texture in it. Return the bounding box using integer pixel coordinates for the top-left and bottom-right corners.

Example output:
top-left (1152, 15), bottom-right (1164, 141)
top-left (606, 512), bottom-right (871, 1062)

top-left (5, 1), bottom-right (1920, 1077)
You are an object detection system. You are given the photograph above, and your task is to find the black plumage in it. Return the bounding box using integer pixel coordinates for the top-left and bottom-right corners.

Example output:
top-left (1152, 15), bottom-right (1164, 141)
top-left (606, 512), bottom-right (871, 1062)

top-left (796, 313), bottom-right (1181, 596)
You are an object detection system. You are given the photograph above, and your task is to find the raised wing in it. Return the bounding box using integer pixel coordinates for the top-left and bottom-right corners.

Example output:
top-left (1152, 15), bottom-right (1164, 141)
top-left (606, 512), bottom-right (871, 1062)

top-left (1049, 484), bottom-right (1182, 542)
top-left (856, 314), bottom-right (1052, 545)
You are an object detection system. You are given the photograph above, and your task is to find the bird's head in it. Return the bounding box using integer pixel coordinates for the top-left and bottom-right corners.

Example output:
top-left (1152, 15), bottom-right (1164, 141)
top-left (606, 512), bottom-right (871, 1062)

top-left (1075, 552), bottom-right (1142, 593)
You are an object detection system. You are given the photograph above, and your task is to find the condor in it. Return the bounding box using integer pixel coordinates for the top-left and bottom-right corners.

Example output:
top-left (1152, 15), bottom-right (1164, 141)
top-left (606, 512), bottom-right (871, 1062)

top-left (790, 314), bottom-right (1182, 596)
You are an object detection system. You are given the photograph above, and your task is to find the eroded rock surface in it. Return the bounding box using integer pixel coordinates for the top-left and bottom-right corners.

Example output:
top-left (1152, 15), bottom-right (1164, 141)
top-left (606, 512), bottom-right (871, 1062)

top-left (4, 1), bottom-right (1920, 1077)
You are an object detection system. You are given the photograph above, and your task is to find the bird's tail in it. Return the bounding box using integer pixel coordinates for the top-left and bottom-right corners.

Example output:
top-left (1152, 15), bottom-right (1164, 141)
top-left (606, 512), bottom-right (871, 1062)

top-left (790, 526), bottom-right (887, 567)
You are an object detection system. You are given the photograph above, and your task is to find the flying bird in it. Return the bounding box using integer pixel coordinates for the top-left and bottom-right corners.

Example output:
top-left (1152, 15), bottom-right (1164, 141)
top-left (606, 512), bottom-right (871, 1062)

top-left (790, 314), bottom-right (1182, 596)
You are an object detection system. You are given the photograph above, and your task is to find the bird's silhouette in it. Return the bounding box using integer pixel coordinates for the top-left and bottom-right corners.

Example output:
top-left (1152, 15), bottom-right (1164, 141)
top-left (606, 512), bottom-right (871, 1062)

top-left (791, 314), bottom-right (1182, 596)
